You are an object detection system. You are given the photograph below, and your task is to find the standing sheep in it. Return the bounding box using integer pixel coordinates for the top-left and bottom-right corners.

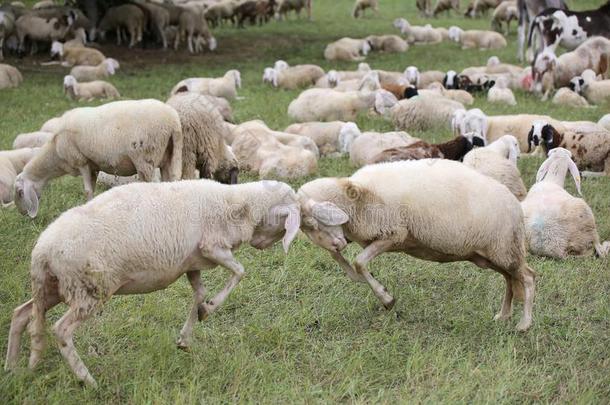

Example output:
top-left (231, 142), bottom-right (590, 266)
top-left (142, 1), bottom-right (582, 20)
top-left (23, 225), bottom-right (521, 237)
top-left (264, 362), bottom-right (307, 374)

top-left (63, 75), bottom-right (120, 101)
top-left (0, 9), bottom-right (15, 60)
top-left (98, 4), bottom-right (144, 48)
top-left (491, 0), bottom-right (517, 35)
top-left (170, 70), bottom-right (241, 101)
top-left (13, 99), bottom-right (183, 218)
top-left (352, 0), bottom-right (378, 18)
top-left (433, 0), bottom-right (460, 17)
top-left (4, 179), bottom-right (301, 387)
top-left (297, 160), bottom-right (536, 331)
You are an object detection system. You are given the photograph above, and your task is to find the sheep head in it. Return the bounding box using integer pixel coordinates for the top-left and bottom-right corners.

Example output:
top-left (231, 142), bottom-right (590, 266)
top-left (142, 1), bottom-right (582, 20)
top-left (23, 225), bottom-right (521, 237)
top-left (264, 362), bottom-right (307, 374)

top-left (404, 66), bottom-right (419, 86)
top-left (528, 120), bottom-right (560, 153)
top-left (262, 67), bottom-right (279, 87)
top-left (338, 122), bottom-right (360, 154)
top-left (443, 70), bottom-right (459, 89)
top-left (568, 76), bottom-right (584, 94)
top-left (448, 26), bottom-right (462, 42)
top-left (274, 60), bottom-right (289, 71)
top-left (14, 173), bottom-right (41, 218)
top-left (393, 18), bottom-right (409, 34)
top-left (50, 41), bottom-right (64, 58)
top-left (361, 40), bottom-right (371, 56)
top-left (460, 108), bottom-right (487, 143)
top-left (536, 147), bottom-right (581, 195)
top-left (227, 70), bottom-right (241, 89)
top-left (532, 49), bottom-right (557, 94)
top-left (298, 190), bottom-right (349, 253)
top-left (374, 90), bottom-right (399, 116)
top-left (63, 75), bottom-right (78, 96)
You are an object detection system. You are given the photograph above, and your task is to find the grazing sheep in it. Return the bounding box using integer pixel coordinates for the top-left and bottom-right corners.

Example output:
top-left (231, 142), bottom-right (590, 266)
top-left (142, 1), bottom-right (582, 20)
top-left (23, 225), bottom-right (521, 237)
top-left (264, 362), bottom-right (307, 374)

top-left (63, 75), bottom-right (120, 101)
top-left (69, 58), bottom-right (119, 82)
top-left (50, 41), bottom-right (106, 66)
top-left (297, 159), bottom-right (536, 331)
top-left (0, 9), bottom-right (15, 60)
top-left (98, 4), bottom-right (144, 48)
top-left (599, 114), bottom-right (610, 131)
top-left (371, 134), bottom-right (479, 164)
top-left (170, 70), bottom-right (241, 101)
top-left (552, 87), bottom-right (590, 108)
top-left (352, 0), bottom-right (378, 18)
top-left (463, 135), bottom-right (527, 200)
top-left (404, 66), bottom-right (445, 88)
top-left (571, 74), bottom-right (610, 106)
top-left (0, 148), bottom-right (39, 206)
top-left (4, 179), bottom-right (301, 387)
top-left (492, 0), bottom-right (518, 35)
top-left (12, 132), bottom-right (52, 149)
top-left (416, 0), bottom-right (432, 16)
top-left (465, 0), bottom-right (499, 17)
top-left (263, 64), bottom-right (325, 89)
top-left (324, 37), bottom-right (371, 62)
top-left (433, 0), bottom-right (460, 17)
top-left (0, 63), bottom-right (21, 89)
top-left (487, 76), bottom-right (517, 105)
top-left (13, 99), bottom-right (183, 218)
top-left (166, 93), bottom-right (238, 183)
top-left (275, 0), bottom-right (311, 20)
top-left (284, 121), bottom-right (347, 156)
top-left (133, 0), bottom-right (170, 48)
top-left (231, 120), bottom-right (318, 179)
top-left (347, 129), bottom-right (418, 167)
top-left (521, 148), bottom-right (609, 258)
top-left (178, 4), bottom-right (216, 54)
top-left (365, 35), bottom-right (408, 53)
top-left (393, 18), bottom-right (442, 45)
top-left (448, 26), bottom-right (507, 49)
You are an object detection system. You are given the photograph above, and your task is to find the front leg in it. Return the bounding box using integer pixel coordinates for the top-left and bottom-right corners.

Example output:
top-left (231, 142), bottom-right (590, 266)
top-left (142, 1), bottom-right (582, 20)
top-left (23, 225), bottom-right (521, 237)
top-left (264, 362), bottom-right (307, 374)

top-left (330, 251), bottom-right (366, 283)
top-left (198, 248), bottom-right (245, 318)
top-left (79, 165), bottom-right (97, 200)
top-left (177, 271), bottom-right (207, 350)
top-left (353, 240), bottom-right (396, 309)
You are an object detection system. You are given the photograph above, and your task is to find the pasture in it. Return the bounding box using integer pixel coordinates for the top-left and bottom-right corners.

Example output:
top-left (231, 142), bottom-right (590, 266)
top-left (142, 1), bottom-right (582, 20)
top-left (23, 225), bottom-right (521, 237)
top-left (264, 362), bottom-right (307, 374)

top-left (1, 0), bottom-right (609, 402)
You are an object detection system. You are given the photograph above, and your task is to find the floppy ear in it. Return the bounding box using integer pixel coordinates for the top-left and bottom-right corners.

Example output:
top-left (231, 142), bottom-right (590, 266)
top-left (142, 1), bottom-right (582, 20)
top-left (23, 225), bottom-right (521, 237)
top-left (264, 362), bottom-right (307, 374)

top-left (567, 158), bottom-right (582, 196)
top-left (536, 155), bottom-right (553, 183)
top-left (270, 204), bottom-right (301, 253)
top-left (18, 181), bottom-right (39, 218)
top-left (312, 202), bottom-right (349, 226)
top-left (508, 142), bottom-right (519, 165)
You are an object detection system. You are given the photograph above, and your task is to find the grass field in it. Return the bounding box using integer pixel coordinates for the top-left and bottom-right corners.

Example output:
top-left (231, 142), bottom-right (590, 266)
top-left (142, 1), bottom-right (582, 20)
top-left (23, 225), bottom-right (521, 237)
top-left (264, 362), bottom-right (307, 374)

top-left (1, 0), bottom-right (609, 402)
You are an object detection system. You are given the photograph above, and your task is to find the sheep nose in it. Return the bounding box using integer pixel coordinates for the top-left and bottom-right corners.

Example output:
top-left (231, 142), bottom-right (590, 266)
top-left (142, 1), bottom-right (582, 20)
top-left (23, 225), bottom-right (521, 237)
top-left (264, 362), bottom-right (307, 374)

top-left (332, 237), bottom-right (347, 251)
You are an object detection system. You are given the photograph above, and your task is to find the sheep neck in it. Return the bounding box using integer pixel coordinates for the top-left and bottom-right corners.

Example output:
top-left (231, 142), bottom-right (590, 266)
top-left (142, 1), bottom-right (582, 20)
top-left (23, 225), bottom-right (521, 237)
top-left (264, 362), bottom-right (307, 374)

top-left (541, 159), bottom-right (569, 189)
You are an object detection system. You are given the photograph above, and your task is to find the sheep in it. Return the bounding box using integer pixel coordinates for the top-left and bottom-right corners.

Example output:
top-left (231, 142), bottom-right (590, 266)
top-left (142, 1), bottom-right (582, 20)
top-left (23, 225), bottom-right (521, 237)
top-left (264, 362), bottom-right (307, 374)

top-left (166, 92), bottom-right (238, 183)
top-left (365, 35), bottom-right (408, 53)
top-left (324, 37), bottom-right (371, 62)
top-left (63, 75), bottom-right (120, 101)
top-left (463, 135), bottom-right (527, 200)
top-left (404, 66), bottom-right (445, 88)
top-left (98, 4), bottom-right (144, 48)
top-left (0, 9), bottom-right (15, 60)
top-left (332, 71), bottom-right (380, 92)
top-left (426, 82), bottom-right (475, 105)
top-left (170, 70), bottom-right (241, 101)
top-left (352, 0), bottom-right (378, 18)
top-left (599, 114), bottom-right (610, 131)
top-left (12, 131), bottom-right (52, 149)
top-left (315, 63), bottom-right (372, 88)
top-left (571, 74), bottom-right (610, 106)
top-left (345, 127), bottom-right (418, 167)
top-left (416, 0), bottom-right (432, 16)
top-left (50, 41), bottom-right (106, 67)
top-left (231, 120), bottom-right (317, 179)
top-left (492, 0), bottom-right (518, 35)
top-left (393, 18), bottom-right (442, 45)
top-left (284, 121), bottom-right (347, 156)
top-left (371, 134), bottom-right (480, 164)
top-left (39, 116), bottom-right (62, 133)
top-left (0, 148), bottom-right (39, 206)
top-left (13, 99), bottom-right (183, 218)
top-left (433, 0), bottom-right (460, 17)
top-left (297, 159), bottom-right (536, 331)
top-left (178, 4), bottom-right (216, 54)
top-left (200, 94), bottom-right (234, 122)
top-left (68, 58), bottom-right (119, 82)
top-left (4, 178), bottom-right (301, 387)
top-left (465, 0), bottom-right (499, 17)
top-left (448, 26), bottom-right (507, 49)
top-left (287, 88), bottom-right (394, 123)
top-left (487, 76), bottom-right (517, 105)
top-left (132, 0), bottom-right (170, 48)
top-left (275, 0), bottom-right (311, 20)
top-left (15, 12), bottom-right (73, 54)
top-left (521, 148), bottom-right (609, 258)
top-left (263, 64), bottom-right (325, 90)
top-left (0, 63), bottom-right (22, 89)
top-left (552, 87), bottom-right (590, 108)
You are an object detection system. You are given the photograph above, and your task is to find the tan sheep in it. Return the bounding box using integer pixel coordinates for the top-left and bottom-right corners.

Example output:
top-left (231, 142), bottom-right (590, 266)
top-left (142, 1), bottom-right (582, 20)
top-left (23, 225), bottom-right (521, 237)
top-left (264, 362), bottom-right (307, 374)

top-left (352, 0), bottom-right (378, 18)
top-left (448, 26), bottom-right (507, 49)
top-left (393, 18), bottom-right (442, 45)
top-left (365, 35), bottom-right (408, 53)
top-left (552, 87), bottom-right (590, 108)
top-left (63, 75), bottom-right (120, 101)
top-left (69, 58), bottom-right (119, 82)
top-left (324, 37), bottom-right (370, 62)
top-left (487, 76), bottom-right (517, 105)
top-left (50, 41), bottom-right (106, 67)
top-left (263, 64), bottom-right (325, 89)
top-left (170, 70), bottom-right (241, 101)
top-left (284, 121), bottom-right (347, 156)
top-left (0, 63), bottom-right (22, 89)
top-left (0, 148), bottom-right (39, 205)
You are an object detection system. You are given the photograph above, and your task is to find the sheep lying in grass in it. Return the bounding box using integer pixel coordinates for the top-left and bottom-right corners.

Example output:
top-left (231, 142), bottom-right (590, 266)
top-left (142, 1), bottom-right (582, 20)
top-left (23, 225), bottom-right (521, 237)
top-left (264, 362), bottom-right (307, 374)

top-left (324, 37), bottom-right (371, 61)
top-left (231, 120), bottom-right (318, 179)
top-left (393, 18), bottom-right (442, 44)
top-left (463, 135), bottom-right (527, 200)
top-left (12, 131), bottom-right (52, 149)
top-left (0, 63), bottom-right (22, 89)
top-left (166, 92), bottom-right (238, 183)
top-left (69, 58), bottom-right (119, 82)
top-left (331, 71), bottom-right (380, 92)
top-left (552, 87), bottom-right (590, 108)
top-left (315, 63), bottom-right (372, 87)
top-left (521, 148), bottom-right (609, 258)
top-left (4, 179), bottom-right (301, 387)
top-left (170, 70), bottom-right (242, 101)
top-left (448, 26), bottom-right (507, 49)
top-left (371, 134), bottom-right (480, 163)
top-left (284, 121), bottom-right (347, 156)
top-left (404, 66), bottom-right (445, 88)
top-left (63, 75), bottom-right (120, 101)
top-left (263, 64), bottom-right (325, 89)
top-left (487, 76), bottom-right (517, 105)
top-left (297, 159), bottom-right (536, 331)
top-left (346, 127), bottom-right (418, 167)
top-left (50, 41), bottom-right (106, 67)
top-left (352, 0), bottom-right (378, 18)
top-left (0, 148), bottom-right (39, 206)
top-left (599, 114), bottom-right (610, 131)
top-left (571, 72), bottom-right (610, 106)
top-left (13, 99), bottom-right (183, 218)
top-left (365, 35), bottom-right (408, 53)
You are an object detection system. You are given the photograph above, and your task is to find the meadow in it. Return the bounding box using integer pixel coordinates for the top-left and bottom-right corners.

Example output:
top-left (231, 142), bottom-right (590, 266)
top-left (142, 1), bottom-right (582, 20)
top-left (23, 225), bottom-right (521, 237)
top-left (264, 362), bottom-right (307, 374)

top-left (1, 0), bottom-right (609, 402)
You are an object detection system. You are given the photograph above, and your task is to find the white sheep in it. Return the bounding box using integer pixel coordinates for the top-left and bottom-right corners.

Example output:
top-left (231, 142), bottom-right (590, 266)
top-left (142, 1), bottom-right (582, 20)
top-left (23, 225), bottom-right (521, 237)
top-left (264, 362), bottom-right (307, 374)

top-left (0, 63), bottom-right (22, 89)
top-left (393, 18), bottom-right (442, 44)
top-left (365, 35), bottom-right (408, 53)
top-left (4, 179), bottom-right (301, 387)
top-left (463, 135), bottom-right (526, 200)
top-left (521, 148), bottom-right (609, 258)
top-left (324, 37), bottom-right (371, 62)
top-left (599, 114), bottom-right (610, 131)
top-left (332, 71), bottom-right (381, 92)
top-left (551, 87), bottom-right (590, 108)
top-left (404, 66), bottom-right (445, 88)
top-left (448, 26), bottom-right (507, 49)
top-left (352, 0), bottom-right (378, 18)
top-left (262, 64), bottom-right (325, 89)
top-left (297, 159), bottom-right (536, 331)
top-left (315, 63), bottom-right (372, 88)
top-left (346, 127), bottom-right (418, 167)
top-left (15, 13), bottom-right (73, 55)
top-left (571, 73), bottom-right (610, 106)
top-left (12, 131), bottom-right (52, 149)
top-left (69, 58), bottom-right (120, 82)
top-left (13, 99), bottom-right (183, 218)
top-left (284, 121), bottom-right (347, 156)
top-left (487, 76), bottom-right (517, 106)
top-left (0, 148), bottom-right (39, 206)
top-left (170, 70), bottom-right (241, 100)
top-left (63, 75), bottom-right (120, 101)
top-left (50, 41), bottom-right (106, 67)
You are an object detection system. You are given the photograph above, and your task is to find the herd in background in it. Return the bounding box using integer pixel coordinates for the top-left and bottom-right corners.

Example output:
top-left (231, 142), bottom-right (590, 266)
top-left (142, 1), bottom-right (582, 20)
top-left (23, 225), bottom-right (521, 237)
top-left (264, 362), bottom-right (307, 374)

top-left (2, 0), bottom-right (610, 389)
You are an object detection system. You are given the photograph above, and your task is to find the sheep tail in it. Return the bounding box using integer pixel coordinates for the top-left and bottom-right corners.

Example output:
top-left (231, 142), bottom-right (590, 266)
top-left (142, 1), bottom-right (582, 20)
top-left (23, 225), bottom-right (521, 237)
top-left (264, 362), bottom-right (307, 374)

top-left (168, 128), bottom-right (183, 181)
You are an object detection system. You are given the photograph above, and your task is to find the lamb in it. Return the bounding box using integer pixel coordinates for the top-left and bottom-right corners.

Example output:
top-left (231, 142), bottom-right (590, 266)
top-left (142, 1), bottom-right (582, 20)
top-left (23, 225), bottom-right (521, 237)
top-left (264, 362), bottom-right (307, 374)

top-left (15, 12), bottom-right (73, 54)
top-left (170, 70), bottom-right (241, 101)
top-left (0, 148), bottom-right (39, 205)
top-left (263, 64), bottom-right (325, 89)
top-left (98, 4), bottom-right (144, 48)
top-left (284, 121), bottom-right (347, 156)
top-left (0, 63), bottom-right (22, 89)
top-left (63, 75), bottom-right (120, 101)
top-left (463, 135), bottom-right (527, 200)
top-left (13, 99), bottom-right (183, 218)
top-left (404, 66), bottom-right (445, 88)
top-left (166, 93), bottom-right (238, 183)
top-left (343, 126), bottom-right (418, 167)
top-left (521, 148), bottom-right (609, 258)
top-left (552, 87), bottom-right (590, 108)
top-left (371, 134), bottom-right (479, 164)
top-left (12, 131), bottom-right (52, 149)
top-left (393, 18), bottom-right (442, 45)
top-left (448, 26), bottom-right (507, 49)
top-left (69, 58), bottom-right (119, 82)
top-left (324, 37), bottom-right (371, 61)
top-left (231, 120), bottom-right (317, 179)
top-left (297, 160), bottom-right (536, 331)
top-left (50, 41), bottom-right (106, 66)
top-left (352, 0), bottom-right (378, 18)
top-left (4, 179), bottom-right (301, 387)
top-left (571, 74), bottom-right (610, 106)
top-left (433, 0), bottom-right (460, 17)
top-left (365, 35), bottom-right (408, 53)
top-left (487, 76), bottom-right (517, 105)
top-left (491, 0), bottom-right (518, 35)
top-left (599, 114), bottom-right (610, 131)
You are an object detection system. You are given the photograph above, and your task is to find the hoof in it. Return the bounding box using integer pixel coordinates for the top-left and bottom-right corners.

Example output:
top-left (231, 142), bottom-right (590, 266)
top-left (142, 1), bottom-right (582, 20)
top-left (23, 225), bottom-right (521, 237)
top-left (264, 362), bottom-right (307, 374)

top-left (493, 313), bottom-right (511, 321)
top-left (176, 340), bottom-right (190, 351)
top-left (515, 320), bottom-right (531, 332)
top-left (197, 304), bottom-right (209, 322)
top-left (383, 298), bottom-right (396, 310)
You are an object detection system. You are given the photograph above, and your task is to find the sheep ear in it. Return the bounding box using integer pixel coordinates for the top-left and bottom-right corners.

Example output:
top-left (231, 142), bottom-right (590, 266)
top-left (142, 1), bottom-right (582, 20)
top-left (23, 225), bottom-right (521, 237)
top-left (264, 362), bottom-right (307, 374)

top-left (508, 143), bottom-right (519, 164)
top-left (536, 156), bottom-right (553, 183)
top-left (567, 159), bottom-right (582, 196)
top-left (20, 181), bottom-right (39, 218)
top-left (270, 203), bottom-right (301, 253)
top-left (312, 202), bottom-right (349, 227)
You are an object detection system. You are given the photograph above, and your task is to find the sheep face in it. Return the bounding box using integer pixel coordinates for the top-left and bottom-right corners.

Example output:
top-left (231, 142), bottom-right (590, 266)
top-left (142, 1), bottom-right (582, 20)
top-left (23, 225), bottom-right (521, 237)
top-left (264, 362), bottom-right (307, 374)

top-left (230, 70), bottom-right (242, 89)
top-left (338, 122), bottom-right (360, 154)
top-left (528, 121), bottom-right (558, 153)
top-left (50, 41), bottom-right (63, 58)
top-left (208, 37), bottom-right (217, 51)
top-left (448, 26), bottom-right (462, 42)
top-left (461, 109), bottom-right (487, 142)
top-left (404, 66), bottom-right (419, 85)
top-left (262, 68), bottom-right (278, 87)
top-left (250, 198), bottom-right (301, 253)
top-left (443, 70), bottom-right (459, 89)
top-left (274, 60), bottom-right (289, 71)
top-left (14, 174), bottom-right (40, 218)
top-left (299, 199), bottom-right (349, 253)
top-left (568, 76), bottom-right (584, 94)
top-left (536, 147), bottom-right (582, 195)
top-left (326, 70), bottom-right (340, 87)
top-left (361, 40), bottom-right (371, 56)
top-left (532, 50), bottom-right (557, 94)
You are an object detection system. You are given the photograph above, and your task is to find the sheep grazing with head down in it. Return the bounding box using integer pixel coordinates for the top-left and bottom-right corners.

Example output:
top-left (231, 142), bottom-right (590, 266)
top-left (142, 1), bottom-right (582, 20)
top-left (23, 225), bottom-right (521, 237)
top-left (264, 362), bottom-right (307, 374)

top-left (63, 75), bottom-right (120, 101)
top-left (4, 179), bottom-right (301, 387)
top-left (448, 26), bottom-right (507, 49)
top-left (170, 70), bottom-right (242, 101)
top-left (262, 64), bottom-right (325, 90)
top-left (521, 148), bottom-right (609, 258)
top-left (284, 121), bottom-right (347, 156)
top-left (492, 0), bottom-right (518, 35)
top-left (371, 133), bottom-right (481, 164)
top-left (0, 148), bottom-right (40, 206)
top-left (463, 135), bottom-right (527, 200)
top-left (324, 37), bottom-right (371, 61)
top-left (433, 0), bottom-right (460, 17)
top-left (393, 18), bottom-right (442, 45)
top-left (352, 0), bottom-right (378, 18)
top-left (297, 159), bottom-right (536, 331)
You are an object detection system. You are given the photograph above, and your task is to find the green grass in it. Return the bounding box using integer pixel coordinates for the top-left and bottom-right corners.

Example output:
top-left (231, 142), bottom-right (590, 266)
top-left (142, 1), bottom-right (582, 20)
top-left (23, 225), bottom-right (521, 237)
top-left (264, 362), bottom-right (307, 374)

top-left (1, 0), bottom-right (609, 402)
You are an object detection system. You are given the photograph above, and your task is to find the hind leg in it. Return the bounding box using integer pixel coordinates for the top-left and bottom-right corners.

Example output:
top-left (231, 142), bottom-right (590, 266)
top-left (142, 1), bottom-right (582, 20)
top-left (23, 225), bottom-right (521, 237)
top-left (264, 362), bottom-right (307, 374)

top-left (494, 274), bottom-right (513, 321)
top-left (176, 271), bottom-right (207, 350)
top-left (516, 266), bottom-right (535, 331)
top-left (28, 291), bottom-right (61, 369)
top-left (5, 300), bottom-right (33, 370)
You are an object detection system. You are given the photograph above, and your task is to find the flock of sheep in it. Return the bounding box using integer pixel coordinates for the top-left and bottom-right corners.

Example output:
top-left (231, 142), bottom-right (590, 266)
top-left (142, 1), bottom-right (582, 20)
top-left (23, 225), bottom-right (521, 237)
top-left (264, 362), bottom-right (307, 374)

top-left (2, 0), bottom-right (610, 390)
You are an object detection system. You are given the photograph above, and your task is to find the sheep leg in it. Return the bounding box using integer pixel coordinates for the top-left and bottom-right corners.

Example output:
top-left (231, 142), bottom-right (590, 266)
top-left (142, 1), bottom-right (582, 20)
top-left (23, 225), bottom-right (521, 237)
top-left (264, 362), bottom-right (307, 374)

top-left (493, 274), bottom-right (513, 321)
top-left (187, 33), bottom-right (194, 54)
top-left (135, 161), bottom-right (155, 182)
top-left (198, 248), bottom-right (245, 318)
top-left (53, 307), bottom-right (97, 388)
top-left (330, 251), bottom-right (366, 283)
top-left (79, 165), bottom-right (97, 200)
top-left (515, 266), bottom-right (535, 332)
top-left (28, 291), bottom-right (61, 369)
top-left (5, 300), bottom-right (33, 370)
top-left (116, 27), bottom-right (121, 46)
top-left (353, 240), bottom-right (396, 309)
top-left (176, 271), bottom-right (207, 350)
